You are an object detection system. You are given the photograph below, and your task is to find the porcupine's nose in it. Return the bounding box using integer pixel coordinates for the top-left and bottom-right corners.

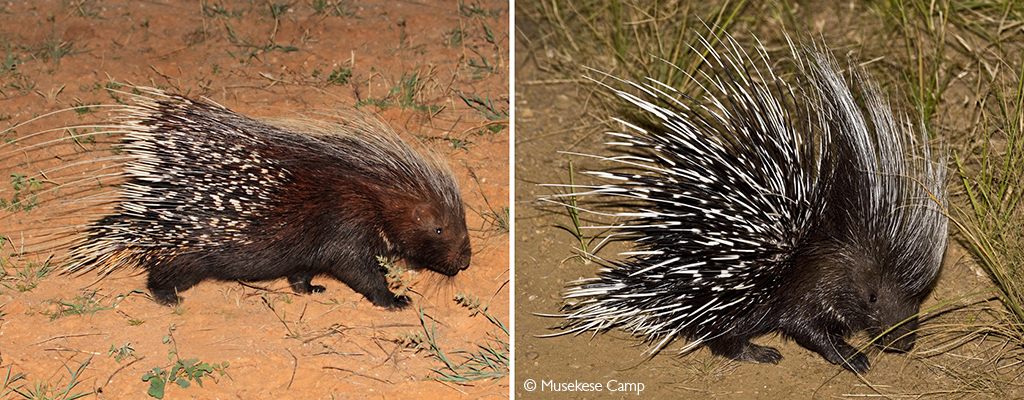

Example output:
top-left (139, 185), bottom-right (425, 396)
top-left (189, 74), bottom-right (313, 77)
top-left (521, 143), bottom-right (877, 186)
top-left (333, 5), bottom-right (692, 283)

top-left (453, 240), bottom-right (471, 271)
top-left (458, 248), bottom-right (471, 271)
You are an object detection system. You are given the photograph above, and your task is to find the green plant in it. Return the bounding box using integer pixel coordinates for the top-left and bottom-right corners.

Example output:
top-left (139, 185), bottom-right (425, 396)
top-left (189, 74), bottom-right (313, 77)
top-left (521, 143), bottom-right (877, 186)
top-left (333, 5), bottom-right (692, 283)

top-left (310, 0), bottom-right (357, 17)
top-left (430, 295), bottom-right (509, 382)
top-left (42, 291), bottom-right (110, 320)
top-left (30, 37), bottom-right (86, 67)
top-left (1, 259), bottom-right (54, 293)
top-left (267, 1), bottom-right (290, 19)
top-left (142, 360), bottom-right (229, 399)
top-left (201, 0), bottom-right (241, 18)
top-left (550, 158), bottom-right (594, 262)
top-left (261, 294), bottom-right (309, 341)
top-left (442, 27), bottom-right (463, 47)
top-left (326, 66), bottom-right (352, 85)
top-left (109, 343), bottom-right (136, 363)
top-left (459, 0), bottom-right (500, 18)
top-left (468, 171), bottom-right (509, 237)
top-left (380, 256), bottom-right (416, 297)
top-left (467, 56), bottom-right (494, 79)
top-left (954, 59), bottom-right (1024, 330)
top-left (69, 98), bottom-right (98, 117)
top-left (459, 92), bottom-right (507, 135)
top-left (12, 357), bottom-right (91, 400)
top-left (395, 294), bottom-right (508, 383)
top-left (1, 46), bottom-right (21, 78)
top-left (1, 173), bottom-right (43, 212)
top-left (143, 325), bottom-right (230, 398)
top-left (393, 72), bottom-right (441, 113)
top-left (357, 72), bottom-right (444, 113)
top-left (459, 91), bottom-right (508, 121)
top-left (482, 205), bottom-right (509, 235)
top-left (0, 355), bottom-right (26, 398)
top-left (448, 137), bottom-right (471, 151)
top-left (2, 73), bottom-right (35, 97)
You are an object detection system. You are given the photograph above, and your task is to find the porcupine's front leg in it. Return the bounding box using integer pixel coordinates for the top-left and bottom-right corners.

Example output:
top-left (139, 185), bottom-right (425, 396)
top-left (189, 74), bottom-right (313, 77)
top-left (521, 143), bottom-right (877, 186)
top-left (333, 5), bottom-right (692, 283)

top-left (787, 328), bottom-right (870, 373)
top-left (331, 261), bottom-right (410, 310)
top-left (705, 335), bottom-right (783, 364)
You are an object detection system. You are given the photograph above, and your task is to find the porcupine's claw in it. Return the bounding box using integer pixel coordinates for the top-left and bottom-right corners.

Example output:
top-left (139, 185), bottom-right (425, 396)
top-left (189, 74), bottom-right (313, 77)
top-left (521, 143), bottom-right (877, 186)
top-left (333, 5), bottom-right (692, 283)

top-left (388, 295), bottom-right (412, 310)
top-left (288, 272), bottom-right (327, 294)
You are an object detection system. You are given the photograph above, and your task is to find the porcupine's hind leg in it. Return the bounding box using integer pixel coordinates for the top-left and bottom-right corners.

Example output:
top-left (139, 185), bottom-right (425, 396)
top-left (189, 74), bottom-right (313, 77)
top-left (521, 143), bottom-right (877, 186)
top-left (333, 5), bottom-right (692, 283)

top-left (145, 261), bottom-right (206, 305)
top-left (287, 272), bottom-right (326, 294)
top-left (705, 335), bottom-right (783, 364)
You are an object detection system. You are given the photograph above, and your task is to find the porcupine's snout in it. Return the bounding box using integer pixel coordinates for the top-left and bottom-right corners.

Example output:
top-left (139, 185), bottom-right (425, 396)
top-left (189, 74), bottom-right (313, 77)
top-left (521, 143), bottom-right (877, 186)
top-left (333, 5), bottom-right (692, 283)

top-left (460, 247), bottom-right (471, 272)
top-left (451, 232), bottom-right (472, 273)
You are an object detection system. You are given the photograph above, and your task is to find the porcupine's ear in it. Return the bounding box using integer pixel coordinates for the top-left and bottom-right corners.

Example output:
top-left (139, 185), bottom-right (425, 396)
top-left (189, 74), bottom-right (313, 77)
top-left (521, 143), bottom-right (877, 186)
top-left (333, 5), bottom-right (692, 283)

top-left (411, 202), bottom-right (443, 231)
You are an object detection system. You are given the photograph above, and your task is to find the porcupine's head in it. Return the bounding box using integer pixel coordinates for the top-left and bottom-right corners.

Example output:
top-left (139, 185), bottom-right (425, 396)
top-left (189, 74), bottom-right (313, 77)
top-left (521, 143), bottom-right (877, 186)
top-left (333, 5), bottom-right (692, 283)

top-left (393, 185), bottom-right (472, 277)
top-left (796, 232), bottom-right (943, 354)
top-left (325, 126), bottom-right (473, 277)
top-left (798, 42), bottom-right (948, 353)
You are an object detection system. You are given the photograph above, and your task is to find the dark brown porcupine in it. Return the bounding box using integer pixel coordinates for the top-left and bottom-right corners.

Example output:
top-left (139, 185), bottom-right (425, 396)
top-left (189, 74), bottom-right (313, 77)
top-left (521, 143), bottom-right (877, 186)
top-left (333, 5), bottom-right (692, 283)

top-left (62, 89), bottom-right (471, 308)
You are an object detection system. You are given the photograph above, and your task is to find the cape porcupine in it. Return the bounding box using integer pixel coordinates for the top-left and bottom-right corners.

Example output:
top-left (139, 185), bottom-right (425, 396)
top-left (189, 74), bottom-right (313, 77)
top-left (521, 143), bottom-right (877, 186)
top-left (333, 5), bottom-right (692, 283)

top-left (60, 89), bottom-right (472, 309)
top-left (546, 33), bottom-right (948, 373)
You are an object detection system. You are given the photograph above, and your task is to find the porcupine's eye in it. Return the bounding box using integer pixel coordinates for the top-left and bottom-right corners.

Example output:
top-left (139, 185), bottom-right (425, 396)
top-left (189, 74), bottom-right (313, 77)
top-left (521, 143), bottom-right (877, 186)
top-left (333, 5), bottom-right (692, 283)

top-left (435, 228), bottom-right (442, 235)
top-left (869, 293), bottom-right (877, 303)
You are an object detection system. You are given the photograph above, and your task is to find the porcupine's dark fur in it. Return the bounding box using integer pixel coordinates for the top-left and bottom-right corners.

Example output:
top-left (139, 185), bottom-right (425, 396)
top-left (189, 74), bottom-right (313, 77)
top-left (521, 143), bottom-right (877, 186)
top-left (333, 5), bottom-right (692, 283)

top-left (547, 34), bottom-right (948, 373)
top-left (62, 89), bottom-right (472, 309)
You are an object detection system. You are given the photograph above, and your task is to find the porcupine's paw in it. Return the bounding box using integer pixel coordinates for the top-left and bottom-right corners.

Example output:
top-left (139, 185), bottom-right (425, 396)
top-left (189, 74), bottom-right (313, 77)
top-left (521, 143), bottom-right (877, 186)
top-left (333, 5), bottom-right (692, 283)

top-left (288, 273), bottom-right (326, 294)
top-left (837, 351), bottom-right (870, 374)
top-left (817, 340), bottom-right (870, 374)
top-left (706, 337), bottom-right (782, 364)
top-left (739, 343), bottom-right (783, 364)
top-left (146, 270), bottom-right (198, 306)
top-left (150, 287), bottom-right (182, 306)
top-left (369, 292), bottom-right (411, 310)
top-left (389, 295), bottom-right (412, 310)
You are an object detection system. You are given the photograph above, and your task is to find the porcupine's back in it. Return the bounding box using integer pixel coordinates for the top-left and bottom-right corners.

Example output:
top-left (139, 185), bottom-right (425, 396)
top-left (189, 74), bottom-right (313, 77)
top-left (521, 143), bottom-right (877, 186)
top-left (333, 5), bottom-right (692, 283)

top-left (550, 34), bottom-right (947, 372)
top-left (63, 89), bottom-right (471, 307)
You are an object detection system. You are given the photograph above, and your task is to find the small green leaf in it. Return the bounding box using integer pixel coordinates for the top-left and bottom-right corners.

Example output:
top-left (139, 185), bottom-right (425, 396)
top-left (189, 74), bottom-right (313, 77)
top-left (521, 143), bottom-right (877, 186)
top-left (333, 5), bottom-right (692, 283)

top-left (144, 372), bottom-right (166, 399)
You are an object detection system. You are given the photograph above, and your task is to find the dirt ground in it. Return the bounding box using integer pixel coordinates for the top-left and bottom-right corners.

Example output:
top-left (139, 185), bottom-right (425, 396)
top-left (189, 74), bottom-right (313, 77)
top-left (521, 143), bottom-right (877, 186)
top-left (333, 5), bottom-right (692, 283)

top-left (0, 0), bottom-right (508, 398)
top-left (514, 1), bottom-right (1022, 399)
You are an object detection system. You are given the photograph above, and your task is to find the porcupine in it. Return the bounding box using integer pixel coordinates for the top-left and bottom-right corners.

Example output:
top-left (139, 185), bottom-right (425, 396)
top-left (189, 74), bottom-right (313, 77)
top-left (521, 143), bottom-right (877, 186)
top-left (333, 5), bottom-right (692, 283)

top-left (547, 33), bottom-right (948, 373)
top-left (61, 89), bottom-right (472, 309)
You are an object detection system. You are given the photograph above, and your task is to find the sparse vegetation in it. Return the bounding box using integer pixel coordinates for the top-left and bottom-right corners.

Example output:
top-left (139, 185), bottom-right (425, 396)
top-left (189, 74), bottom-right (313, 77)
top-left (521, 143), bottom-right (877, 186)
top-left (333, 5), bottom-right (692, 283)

top-left (8, 357), bottom-right (91, 400)
top-left (143, 325), bottom-right (230, 399)
top-left (310, 0), bottom-right (357, 17)
top-left (1, 259), bottom-right (54, 293)
top-left (0, 0), bottom-right (508, 398)
top-left (326, 66), bottom-right (352, 85)
top-left (42, 291), bottom-right (110, 320)
top-left (357, 71), bottom-right (446, 114)
top-left (1, 173), bottom-right (42, 212)
top-left (109, 343), bottom-right (137, 363)
top-left (399, 294), bottom-right (508, 383)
